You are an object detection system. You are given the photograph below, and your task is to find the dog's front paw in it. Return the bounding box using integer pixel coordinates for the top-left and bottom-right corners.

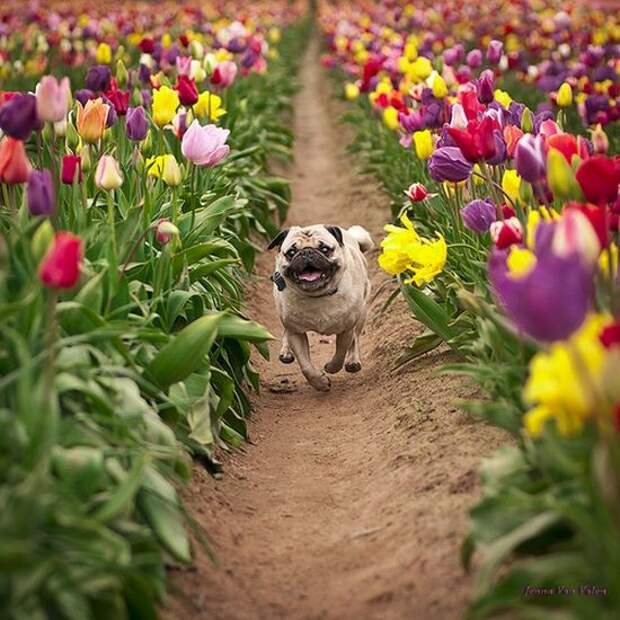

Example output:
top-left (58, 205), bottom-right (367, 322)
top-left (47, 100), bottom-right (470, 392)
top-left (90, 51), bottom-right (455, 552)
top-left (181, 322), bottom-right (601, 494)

top-left (345, 361), bottom-right (362, 373)
top-left (324, 359), bottom-right (344, 374)
top-left (308, 372), bottom-right (331, 392)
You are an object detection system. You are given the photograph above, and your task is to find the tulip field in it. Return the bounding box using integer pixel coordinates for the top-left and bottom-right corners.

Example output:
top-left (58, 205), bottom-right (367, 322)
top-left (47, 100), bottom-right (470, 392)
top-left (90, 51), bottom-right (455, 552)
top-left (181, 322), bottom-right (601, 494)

top-left (1, 0), bottom-right (620, 617)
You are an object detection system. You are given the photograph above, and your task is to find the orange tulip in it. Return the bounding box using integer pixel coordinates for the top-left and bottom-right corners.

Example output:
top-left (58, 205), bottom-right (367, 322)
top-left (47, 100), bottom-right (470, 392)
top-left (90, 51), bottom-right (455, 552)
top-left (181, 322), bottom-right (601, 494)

top-left (0, 136), bottom-right (31, 185)
top-left (76, 98), bottom-right (109, 144)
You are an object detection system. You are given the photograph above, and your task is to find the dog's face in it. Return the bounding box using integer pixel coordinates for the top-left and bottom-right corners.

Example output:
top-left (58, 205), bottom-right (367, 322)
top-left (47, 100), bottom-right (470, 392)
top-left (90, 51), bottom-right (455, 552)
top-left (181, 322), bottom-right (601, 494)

top-left (269, 225), bottom-right (345, 295)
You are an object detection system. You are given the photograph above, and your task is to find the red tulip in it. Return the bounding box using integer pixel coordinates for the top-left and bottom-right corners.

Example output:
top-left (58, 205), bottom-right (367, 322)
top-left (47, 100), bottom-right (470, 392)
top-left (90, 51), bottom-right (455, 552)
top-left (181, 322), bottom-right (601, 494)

top-left (138, 37), bottom-right (155, 54)
top-left (404, 182), bottom-right (435, 203)
top-left (175, 76), bottom-right (198, 107)
top-left (600, 321), bottom-right (620, 349)
top-left (447, 116), bottom-right (499, 162)
top-left (61, 155), bottom-right (83, 185)
top-left (38, 232), bottom-right (83, 289)
top-left (0, 136), bottom-right (31, 184)
top-left (575, 156), bottom-right (620, 205)
top-left (565, 201), bottom-right (609, 247)
top-left (105, 82), bottom-right (130, 116)
top-left (490, 217), bottom-right (523, 249)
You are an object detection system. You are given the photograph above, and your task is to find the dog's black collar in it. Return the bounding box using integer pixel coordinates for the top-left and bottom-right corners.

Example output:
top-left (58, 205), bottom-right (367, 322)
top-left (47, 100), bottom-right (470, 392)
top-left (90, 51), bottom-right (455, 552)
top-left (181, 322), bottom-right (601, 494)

top-left (271, 271), bottom-right (338, 297)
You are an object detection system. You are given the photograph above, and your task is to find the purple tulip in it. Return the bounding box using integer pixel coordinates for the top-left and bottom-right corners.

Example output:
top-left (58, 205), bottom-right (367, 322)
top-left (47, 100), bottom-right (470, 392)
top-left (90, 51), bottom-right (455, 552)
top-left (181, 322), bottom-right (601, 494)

top-left (514, 134), bottom-right (546, 183)
top-left (138, 63), bottom-right (151, 84)
top-left (487, 40), bottom-right (503, 64)
top-left (461, 199), bottom-right (497, 233)
top-left (27, 169), bottom-right (55, 216)
top-left (487, 130), bottom-right (507, 166)
top-left (443, 47), bottom-right (459, 66)
top-left (428, 147), bottom-right (473, 182)
top-left (0, 94), bottom-right (41, 141)
top-left (75, 89), bottom-right (95, 106)
top-left (399, 110), bottom-right (424, 133)
top-left (140, 89), bottom-right (152, 109)
top-left (125, 106), bottom-right (148, 141)
top-left (507, 101), bottom-right (525, 126)
top-left (488, 224), bottom-right (593, 342)
top-left (101, 96), bottom-right (117, 128)
top-left (85, 65), bottom-right (112, 92)
top-left (466, 49), bottom-right (483, 68)
top-left (478, 72), bottom-right (494, 104)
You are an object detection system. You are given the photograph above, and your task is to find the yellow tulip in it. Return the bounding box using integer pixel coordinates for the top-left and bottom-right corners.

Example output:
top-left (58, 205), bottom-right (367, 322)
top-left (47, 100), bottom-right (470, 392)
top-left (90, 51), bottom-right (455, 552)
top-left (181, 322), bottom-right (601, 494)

top-left (146, 154), bottom-right (182, 186)
top-left (383, 106), bottom-right (399, 131)
top-left (556, 82), bottom-right (573, 107)
top-left (501, 169), bottom-right (521, 203)
top-left (431, 73), bottom-right (448, 99)
top-left (344, 83), bottom-right (360, 101)
top-left (413, 129), bottom-right (433, 160)
top-left (193, 91), bottom-right (226, 122)
top-left (96, 42), bottom-right (112, 64)
top-left (152, 86), bottom-right (180, 128)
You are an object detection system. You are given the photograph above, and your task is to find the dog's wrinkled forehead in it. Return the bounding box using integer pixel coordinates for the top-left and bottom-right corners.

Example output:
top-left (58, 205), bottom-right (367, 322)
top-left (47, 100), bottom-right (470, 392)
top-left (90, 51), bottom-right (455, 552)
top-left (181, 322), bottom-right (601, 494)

top-left (281, 226), bottom-right (336, 252)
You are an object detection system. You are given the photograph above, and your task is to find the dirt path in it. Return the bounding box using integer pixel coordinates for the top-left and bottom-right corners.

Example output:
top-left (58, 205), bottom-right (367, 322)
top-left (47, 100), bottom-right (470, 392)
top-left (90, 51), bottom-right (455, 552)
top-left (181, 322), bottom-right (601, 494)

top-left (167, 35), bottom-right (505, 620)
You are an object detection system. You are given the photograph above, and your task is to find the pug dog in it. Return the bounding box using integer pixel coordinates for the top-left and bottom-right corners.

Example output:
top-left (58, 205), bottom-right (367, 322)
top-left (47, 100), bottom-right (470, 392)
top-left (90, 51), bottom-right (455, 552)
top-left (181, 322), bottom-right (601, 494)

top-left (267, 224), bottom-right (374, 391)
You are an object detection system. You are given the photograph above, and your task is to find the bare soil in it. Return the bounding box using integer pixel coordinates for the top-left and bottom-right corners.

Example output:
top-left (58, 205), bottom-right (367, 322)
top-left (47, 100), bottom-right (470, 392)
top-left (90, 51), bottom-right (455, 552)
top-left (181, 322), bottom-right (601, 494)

top-left (166, 35), bottom-right (506, 620)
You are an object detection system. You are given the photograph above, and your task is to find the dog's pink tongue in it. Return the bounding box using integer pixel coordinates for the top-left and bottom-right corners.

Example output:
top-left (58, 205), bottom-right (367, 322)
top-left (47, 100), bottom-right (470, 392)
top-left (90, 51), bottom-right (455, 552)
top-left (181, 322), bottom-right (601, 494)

top-left (299, 270), bottom-right (322, 282)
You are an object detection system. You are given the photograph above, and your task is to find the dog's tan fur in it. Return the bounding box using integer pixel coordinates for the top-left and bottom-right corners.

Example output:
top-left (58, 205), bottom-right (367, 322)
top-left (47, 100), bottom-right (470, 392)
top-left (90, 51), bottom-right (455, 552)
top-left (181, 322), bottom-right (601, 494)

top-left (269, 224), bottom-right (373, 391)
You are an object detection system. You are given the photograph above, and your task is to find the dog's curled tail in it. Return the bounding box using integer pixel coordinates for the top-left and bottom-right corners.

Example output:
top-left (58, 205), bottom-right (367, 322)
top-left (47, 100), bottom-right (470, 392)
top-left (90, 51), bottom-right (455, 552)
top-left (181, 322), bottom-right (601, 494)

top-left (347, 225), bottom-right (374, 253)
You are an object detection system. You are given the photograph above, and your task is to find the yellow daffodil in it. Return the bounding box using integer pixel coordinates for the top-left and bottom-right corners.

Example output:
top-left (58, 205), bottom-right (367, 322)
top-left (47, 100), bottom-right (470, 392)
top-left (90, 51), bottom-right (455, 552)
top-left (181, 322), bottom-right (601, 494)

top-left (378, 213), bottom-right (447, 286)
top-left (193, 90), bottom-right (226, 122)
top-left (152, 86), bottom-right (180, 128)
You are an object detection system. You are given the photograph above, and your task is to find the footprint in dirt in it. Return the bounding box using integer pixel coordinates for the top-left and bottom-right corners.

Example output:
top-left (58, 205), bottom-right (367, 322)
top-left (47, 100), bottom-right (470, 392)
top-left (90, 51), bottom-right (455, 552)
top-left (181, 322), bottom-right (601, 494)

top-left (266, 376), bottom-right (298, 394)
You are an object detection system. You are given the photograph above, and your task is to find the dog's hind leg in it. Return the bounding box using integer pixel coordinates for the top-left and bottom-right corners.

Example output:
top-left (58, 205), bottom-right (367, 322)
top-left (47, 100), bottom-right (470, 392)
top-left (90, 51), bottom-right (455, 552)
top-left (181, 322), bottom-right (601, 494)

top-left (324, 329), bottom-right (355, 375)
top-left (279, 333), bottom-right (295, 364)
top-left (287, 331), bottom-right (331, 392)
top-left (344, 334), bottom-right (362, 373)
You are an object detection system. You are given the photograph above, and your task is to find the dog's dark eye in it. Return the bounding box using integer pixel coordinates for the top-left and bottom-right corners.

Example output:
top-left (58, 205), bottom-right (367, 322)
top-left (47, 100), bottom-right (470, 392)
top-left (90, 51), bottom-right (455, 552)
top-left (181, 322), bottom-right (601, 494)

top-left (285, 248), bottom-right (296, 259)
top-left (319, 244), bottom-right (333, 255)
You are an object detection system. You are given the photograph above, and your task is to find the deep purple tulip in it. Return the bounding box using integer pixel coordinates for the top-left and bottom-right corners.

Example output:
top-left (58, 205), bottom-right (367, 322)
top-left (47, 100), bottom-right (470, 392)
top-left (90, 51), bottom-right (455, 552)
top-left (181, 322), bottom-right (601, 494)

top-left (138, 63), bottom-right (151, 84)
top-left (101, 96), bottom-right (117, 127)
top-left (488, 225), bottom-right (593, 342)
top-left (507, 101), bottom-right (525, 126)
top-left (0, 94), bottom-right (41, 141)
top-left (85, 65), bottom-right (112, 92)
top-left (125, 106), bottom-right (148, 141)
top-left (461, 199), bottom-right (497, 233)
top-left (428, 146), bottom-right (473, 183)
top-left (75, 89), bottom-right (95, 106)
top-left (487, 40), bottom-right (503, 64)
top-left (478, 72), bottom-right (494, 104)
top-left (27, 169), bottom-right (55, 216)
top-left (399, 110), bottom-right (424, 133)
top-left (514, 134), bottom-right (546, 184)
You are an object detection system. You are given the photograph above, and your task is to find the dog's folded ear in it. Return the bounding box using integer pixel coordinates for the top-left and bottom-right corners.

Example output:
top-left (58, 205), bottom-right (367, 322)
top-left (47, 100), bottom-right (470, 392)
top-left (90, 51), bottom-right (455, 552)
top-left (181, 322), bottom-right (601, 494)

top-left (325, 226), bottom-right (344, 246)
top-left (267, 229), bottom-right (290, 250)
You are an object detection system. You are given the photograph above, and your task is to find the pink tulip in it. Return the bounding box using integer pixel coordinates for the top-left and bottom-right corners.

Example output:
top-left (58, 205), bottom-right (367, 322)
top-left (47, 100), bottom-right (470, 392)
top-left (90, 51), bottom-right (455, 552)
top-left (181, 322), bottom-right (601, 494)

top-left (36, 76), bottom-right (71, 123)
top-left (181, 120), bottom-right (230, 167)
top-left (211, 60), bottom-right (238, 88)
top-left (176, 56), bottom-right (192, 77)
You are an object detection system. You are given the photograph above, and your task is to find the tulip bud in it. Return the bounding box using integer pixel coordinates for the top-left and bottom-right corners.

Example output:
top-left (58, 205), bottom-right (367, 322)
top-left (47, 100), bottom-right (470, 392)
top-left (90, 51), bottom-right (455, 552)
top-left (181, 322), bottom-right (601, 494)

top-left (80, 145), bottom-right (92, 172)
top-left (42, 122), bottom-right (54, 143)
top-left (0, 136), bottom-right (31, 185)
top-left (547, 148), bottom-right (584, 202)
top-left (96, 42), bottom-right (112, 65)
top-left (590, 124), bottom-right (609, 154)
top-left (115, 59), bottom-right (129, 88)
top-left (556, 82), bottom-right (573, 108)
top-left (154, 219), bottom-right (179, 245)
top-left (501, 169), bottom-right (521, 203)
top-left (31, 219), bottom-right (54, 263)
top-left (521, 107), bottom-right (534, 133)
top-left (431, 73), bottom-right (448, 98)
top-left (487, 40), bottom-right (503, 65)
top-left (552, 209), bottom-right (601, 265)
top-left (404, 182), bottom-right (435, 203)
top-left (66, 121), bottom-right (80, 150)
top-left (131, 147), bottom-right (144, 174)
top-left (53, 118), bottom-right (67, 138)
top-left (94, 155), bottom-right (123, 191)
top-left (449, 103), bottom-right (468, 129)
